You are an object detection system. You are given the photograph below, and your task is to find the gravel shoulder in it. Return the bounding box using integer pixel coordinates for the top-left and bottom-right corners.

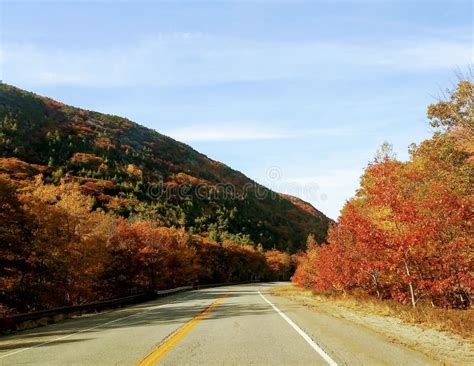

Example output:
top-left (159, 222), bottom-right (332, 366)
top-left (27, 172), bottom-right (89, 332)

top-left (269, 286), bottom-right (473, 365)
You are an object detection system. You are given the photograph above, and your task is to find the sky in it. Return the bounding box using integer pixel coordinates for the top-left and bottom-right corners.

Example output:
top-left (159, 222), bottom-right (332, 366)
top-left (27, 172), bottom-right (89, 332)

top-left (0, 0), bottom-right (472, 219)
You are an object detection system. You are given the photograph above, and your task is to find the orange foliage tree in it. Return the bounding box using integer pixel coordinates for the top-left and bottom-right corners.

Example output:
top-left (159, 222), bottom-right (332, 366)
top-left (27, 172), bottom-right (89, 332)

top-left (293, 80), bottom-right (473, 309)
top-left (17, 177), bottom-right (117, 309)
top-left (0, 174), bottom-right (293, 315)
top-left (265, 250), bottom-right (293, 280)
top-left (103, 221), bottom-right (199, 297)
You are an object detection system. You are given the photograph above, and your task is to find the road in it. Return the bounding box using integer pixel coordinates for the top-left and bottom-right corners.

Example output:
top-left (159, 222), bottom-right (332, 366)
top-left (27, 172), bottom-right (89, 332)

top-left (0, 283), bottom-right (436, 365)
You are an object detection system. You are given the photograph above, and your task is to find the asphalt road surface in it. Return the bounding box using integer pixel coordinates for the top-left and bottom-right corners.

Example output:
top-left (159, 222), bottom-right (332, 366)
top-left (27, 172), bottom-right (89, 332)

top-left (0, 282), bottom-right (436, 365)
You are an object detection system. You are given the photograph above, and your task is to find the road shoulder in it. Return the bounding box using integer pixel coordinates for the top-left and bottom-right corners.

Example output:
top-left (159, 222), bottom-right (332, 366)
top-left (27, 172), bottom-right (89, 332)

top-left (268, 286), bottom-right (473, 365)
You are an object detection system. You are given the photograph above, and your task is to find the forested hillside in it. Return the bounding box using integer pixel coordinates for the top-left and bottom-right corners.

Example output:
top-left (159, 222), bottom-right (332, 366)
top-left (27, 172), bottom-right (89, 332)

top-left (0, 83), bottom-right (330, 251)
top-left (0, 84), bottom-right (331, 315)
top-left (293, 80), bottom-right (473, 309)
top-left (1, 175), bottom-right (300, 315)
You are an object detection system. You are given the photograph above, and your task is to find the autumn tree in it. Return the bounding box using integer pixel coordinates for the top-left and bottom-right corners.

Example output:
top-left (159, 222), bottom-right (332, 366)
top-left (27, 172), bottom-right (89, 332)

top-left (0, 176), bottom-right (33, 313)
top-left (293, 80), bottom-right (473, 309)
top-left (265, 250), bottom-right (292, 280)
top-left (18, 177), bottom-right (117, 309)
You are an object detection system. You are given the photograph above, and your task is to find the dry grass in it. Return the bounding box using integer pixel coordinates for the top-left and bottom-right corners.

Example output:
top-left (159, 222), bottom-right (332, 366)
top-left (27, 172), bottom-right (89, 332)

top-left (270, 285), bottom-right (473, 340)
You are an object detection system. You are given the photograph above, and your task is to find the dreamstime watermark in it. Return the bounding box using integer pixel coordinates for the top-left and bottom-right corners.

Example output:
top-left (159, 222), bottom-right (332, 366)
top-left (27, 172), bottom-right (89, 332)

top-left (146, 166), bottom-right (328, 203)
top-left (261, 166), bottom-right (328, 203)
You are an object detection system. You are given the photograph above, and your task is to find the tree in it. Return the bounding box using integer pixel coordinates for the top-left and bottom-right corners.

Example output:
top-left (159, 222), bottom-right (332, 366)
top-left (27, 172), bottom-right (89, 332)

top-left (265, 250), bottom-right (292, 280)
top-left (18, 177), bottom-right (116, 309)
top-left (292, 80), bottom-right (473, 309)
top-left (0, 176), bottom-right (33, 313)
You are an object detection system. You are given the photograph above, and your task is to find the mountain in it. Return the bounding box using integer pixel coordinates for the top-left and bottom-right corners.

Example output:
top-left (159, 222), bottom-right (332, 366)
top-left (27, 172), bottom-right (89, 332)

top-left (0, 83), bottom-right (331, 252)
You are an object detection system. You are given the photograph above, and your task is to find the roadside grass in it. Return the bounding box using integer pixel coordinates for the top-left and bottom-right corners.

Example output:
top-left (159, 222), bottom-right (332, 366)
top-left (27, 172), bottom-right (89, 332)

top-left (269, 285), bottom-right (473, 340)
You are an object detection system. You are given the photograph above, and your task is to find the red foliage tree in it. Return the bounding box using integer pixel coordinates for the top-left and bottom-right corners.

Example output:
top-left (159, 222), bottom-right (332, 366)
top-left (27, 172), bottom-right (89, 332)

top-left (293, 81), bottom-right (473, 309)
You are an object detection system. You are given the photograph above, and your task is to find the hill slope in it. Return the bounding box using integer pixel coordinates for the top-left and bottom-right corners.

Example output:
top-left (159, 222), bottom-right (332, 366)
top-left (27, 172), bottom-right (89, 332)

top-left (0, 83), bottom-right (331, 251)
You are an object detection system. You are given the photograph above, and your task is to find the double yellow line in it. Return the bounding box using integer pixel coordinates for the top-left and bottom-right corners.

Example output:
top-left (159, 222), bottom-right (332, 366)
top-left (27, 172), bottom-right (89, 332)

top-left (136, 293), bottom-right (229, 366)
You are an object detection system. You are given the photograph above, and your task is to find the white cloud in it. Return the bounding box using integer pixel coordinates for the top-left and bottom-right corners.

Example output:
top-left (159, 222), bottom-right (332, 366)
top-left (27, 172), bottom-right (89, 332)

top-left (262, 168), bottom-right (364, 219)
top-left (278, 169), bottom-right (363, 189)
top-left (375, 41), bottom-right (473, 68)
top-left (163, 123), bottom-right (295, 142)
top-left (162, 123), bottom-right (362, 142)
top-left (1, 33), bottom-right (471, 88)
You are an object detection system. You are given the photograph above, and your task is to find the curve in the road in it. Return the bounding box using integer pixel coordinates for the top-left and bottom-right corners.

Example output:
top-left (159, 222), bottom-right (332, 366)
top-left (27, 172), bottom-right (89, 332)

top-left (0, 283), bottom-right (438, 366)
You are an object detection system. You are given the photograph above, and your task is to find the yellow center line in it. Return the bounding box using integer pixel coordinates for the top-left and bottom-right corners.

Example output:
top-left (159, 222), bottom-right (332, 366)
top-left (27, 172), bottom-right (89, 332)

top-left (135, 293), bottom-right (229, 366)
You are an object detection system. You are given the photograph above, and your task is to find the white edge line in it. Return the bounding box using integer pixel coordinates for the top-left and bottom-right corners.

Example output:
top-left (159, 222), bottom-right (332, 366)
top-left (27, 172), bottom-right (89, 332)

top-left (258, 291), bottom-right (338, 366)
top-left (0, 291), bottom-right (198, 359)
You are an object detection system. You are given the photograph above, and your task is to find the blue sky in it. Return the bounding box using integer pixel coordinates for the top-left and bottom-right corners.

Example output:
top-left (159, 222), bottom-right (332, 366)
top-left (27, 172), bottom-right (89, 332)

top-left (1, 0), bottom-right (472, 219)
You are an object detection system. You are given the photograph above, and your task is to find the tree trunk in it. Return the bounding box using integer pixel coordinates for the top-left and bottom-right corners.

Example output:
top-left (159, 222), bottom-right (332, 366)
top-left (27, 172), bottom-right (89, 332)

top-left (370, 272), bottom-right (381, 298)
top-left (404, 259), bottom-right (416, 308)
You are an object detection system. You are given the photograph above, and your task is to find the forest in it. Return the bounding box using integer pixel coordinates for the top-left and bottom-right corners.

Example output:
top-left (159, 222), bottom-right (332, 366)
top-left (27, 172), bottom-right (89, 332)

top-left (293, 80), bottom-right (473, 309)
top-left (0, 175), bottom-right (294, 315)
top-left (0, 83), bottom-right (309, 316)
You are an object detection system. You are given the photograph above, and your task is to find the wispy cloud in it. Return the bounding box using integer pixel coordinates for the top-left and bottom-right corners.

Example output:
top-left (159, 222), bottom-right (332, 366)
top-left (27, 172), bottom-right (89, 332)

top-left (231, 167), bottom-right (365, 220)
top-left (164, 124), bottom-right (292, 142)
top-left (374, 41), bottom-right (473, 68)
top-left (277, 169), bottom-right (364, 190)
top-left (261, 168), bottom-right (365, 219)
top-left (1, 33), bottom-right (471, 88)
top-left (162, 123), bottom-right (362, 142)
